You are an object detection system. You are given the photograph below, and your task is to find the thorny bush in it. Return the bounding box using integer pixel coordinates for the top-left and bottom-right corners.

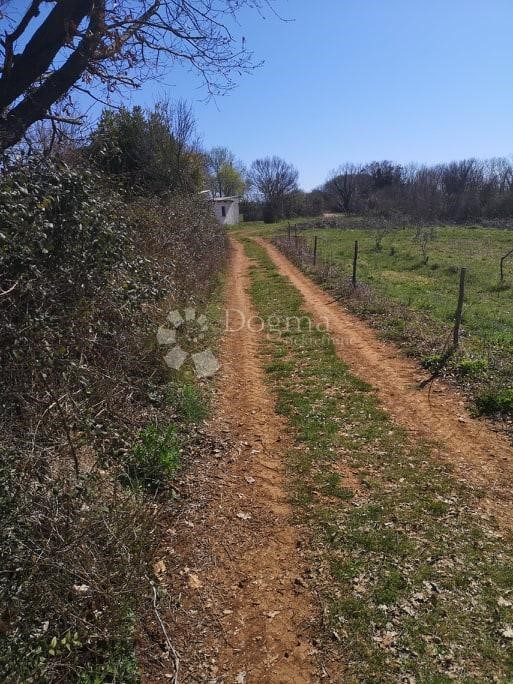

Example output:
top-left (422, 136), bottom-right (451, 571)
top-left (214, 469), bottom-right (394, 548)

top-left (0, 156), bottom-right (227, 681)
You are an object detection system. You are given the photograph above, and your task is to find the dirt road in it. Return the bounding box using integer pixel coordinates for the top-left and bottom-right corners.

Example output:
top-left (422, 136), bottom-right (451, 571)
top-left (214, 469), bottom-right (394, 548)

top-left (143, 238), bottom-right (318, 683)
top-left (258, 238), bottom-right (513, 525)
top-left (143, 235), bottom-right (513, 682)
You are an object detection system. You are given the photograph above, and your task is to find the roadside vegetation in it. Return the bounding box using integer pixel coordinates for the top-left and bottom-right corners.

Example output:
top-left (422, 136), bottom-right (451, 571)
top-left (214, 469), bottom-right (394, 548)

top-left (0, 154), bottom-right (226, 682)
top-left (244, 239), bottom-right (513, 682)
top-left (1, 0), bottom-right (247, 676)
top-left (271, 222), bottom-right (513, 424)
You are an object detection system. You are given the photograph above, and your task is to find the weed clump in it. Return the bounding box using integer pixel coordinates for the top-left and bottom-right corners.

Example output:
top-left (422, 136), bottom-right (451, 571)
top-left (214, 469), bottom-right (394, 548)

top-left (476, 388), bottom-right (513, 416)
top-left (455, 356), bottom-right (488, 377)
top-left (123, 423), bottom-right (181, 491)
top-left (166, 381), bottom-right (210, 423)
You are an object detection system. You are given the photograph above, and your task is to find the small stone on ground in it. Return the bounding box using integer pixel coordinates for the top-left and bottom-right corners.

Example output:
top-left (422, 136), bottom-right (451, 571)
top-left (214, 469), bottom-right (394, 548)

top-left (168, 310), bottom-right (184, 328)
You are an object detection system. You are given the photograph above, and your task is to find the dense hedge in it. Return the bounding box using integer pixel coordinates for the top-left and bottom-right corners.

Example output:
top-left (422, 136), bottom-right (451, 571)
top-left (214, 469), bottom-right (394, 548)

top-left (0, 156), bottom-right (227, 682)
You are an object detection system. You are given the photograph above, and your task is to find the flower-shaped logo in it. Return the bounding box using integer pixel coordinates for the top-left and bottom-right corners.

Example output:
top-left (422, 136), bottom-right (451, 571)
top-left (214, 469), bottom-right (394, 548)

top-left (157, 307), bottom-right (220, 378)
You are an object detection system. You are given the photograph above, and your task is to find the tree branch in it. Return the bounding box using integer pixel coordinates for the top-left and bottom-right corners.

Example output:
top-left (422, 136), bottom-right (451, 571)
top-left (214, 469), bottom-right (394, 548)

top-left (0, 0), bottom-right (105, 151)
top-left (0, 0), bottom-right (95, 112)
top-left (2, 0), bottom-right (43, 76)
top-left (43, 113), bottom-right (84, 125)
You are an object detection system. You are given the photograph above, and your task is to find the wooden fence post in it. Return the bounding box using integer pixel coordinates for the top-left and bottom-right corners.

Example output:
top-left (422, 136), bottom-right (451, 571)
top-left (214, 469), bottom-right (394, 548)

top-left (453, 267), bottom-right (466, 347)
top-left (313, 235), bottom-right (318, 265)
top-left (287, 223), bottom-right (291, 242)
top-left (352, 240), bottom-right (359, 288)
top-left (500, 248), bottom-right (513, 283)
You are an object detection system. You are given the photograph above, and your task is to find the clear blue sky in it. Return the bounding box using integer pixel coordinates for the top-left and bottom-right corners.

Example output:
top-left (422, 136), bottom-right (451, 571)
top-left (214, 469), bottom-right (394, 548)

top-left (106, 1), bottom-right (513, 189)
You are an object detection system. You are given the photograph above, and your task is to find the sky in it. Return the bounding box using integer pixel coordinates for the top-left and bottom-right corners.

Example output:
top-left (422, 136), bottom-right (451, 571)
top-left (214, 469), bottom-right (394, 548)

top-left (15, 0), bottom-right (513, 190)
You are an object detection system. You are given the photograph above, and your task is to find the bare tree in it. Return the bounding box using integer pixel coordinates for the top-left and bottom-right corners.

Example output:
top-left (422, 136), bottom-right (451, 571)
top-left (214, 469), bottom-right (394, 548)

top-left (248, 156), bottom-right (298, 220)
top-left (155, 98), bottom-right (201, 191)
top-left (367, 160), bottom-right (403, 190)
top-left (320, 155), bottom-right (513, 223)
top-left (414, 225), bottom-right (435, 264)
top-left (373, 218), bottom-right (393, 251)
top-left (325, 163), bottom-right (364, 213)
top-left (0, 0), bottom-right (274, 152)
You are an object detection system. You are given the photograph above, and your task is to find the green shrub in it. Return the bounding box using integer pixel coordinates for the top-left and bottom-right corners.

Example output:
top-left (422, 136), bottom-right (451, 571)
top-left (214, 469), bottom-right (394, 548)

top-left (475, 388), bottom-right (513, 416)
top-left (455, 356), bottom-right (488, 377)
top-left (0, 156), bottom-right (130, 296)
top-left (89, 104), bottom-right (203, 196)
top-left (421, 353), bottom-right (443, 370)
top-left (166, 382), bottom-right (209, 423)
top-left (0, 451), bottom-right (153, 683)
top-left (123, 424), bottom-right (181, 491)
top-left (0, 156), bottom-right (227, 681)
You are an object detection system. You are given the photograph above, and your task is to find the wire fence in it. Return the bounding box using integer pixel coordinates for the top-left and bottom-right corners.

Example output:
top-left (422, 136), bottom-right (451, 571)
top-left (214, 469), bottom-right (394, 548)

top-left (272, 224), bottom-right (467, 349)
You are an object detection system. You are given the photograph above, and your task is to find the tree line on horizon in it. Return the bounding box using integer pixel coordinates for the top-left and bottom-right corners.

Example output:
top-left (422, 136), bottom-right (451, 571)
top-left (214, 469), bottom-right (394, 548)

top-left (15, 103), bottom-right (513, 227)
top-left (243, 157), bottom-right (513, 224)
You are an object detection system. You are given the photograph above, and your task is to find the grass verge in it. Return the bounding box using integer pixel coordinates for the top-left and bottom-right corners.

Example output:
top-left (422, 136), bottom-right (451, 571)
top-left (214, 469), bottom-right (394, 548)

top-left (244, 238), bottom-right (513, 682)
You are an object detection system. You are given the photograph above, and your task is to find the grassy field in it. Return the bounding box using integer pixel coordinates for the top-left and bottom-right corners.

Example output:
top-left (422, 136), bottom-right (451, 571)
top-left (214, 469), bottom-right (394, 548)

top-left (300, 225), bottom-right (513, 347)
top-left (243, 239), bottom-right (513, 682)
top-left (255, 221), bottom-right (513, 416)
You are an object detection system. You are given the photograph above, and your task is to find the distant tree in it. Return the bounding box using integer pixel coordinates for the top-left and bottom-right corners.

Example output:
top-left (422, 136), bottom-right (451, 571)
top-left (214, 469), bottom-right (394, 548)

top-left (367, 160), bottom-right (403, 190)
top-left (240, 199), bottom-right (263, 222)
top-left (0, 0), bottom-right (272, 153)
top-left (325, 163), bottom-right (365, 213)
top-left (308, 189), bottom-right (326, 216)
top-left (155, 99), bottom-right (203, 193)
top-left (216, 163), bottom-right (245, 197)
top-left (206, 147), bottom-right (245, 196)
top-left (207, 147), bottom-right (235, 177)
top-left (248, 156), bottom-right (299, 222)
top-left (282, 189), bottom-right (325, 218)
top-left (440, 159), bottom-right (477, 197)
top-left (321, 156), bottom-right (513, 223)
top-left (406, 165), bottom-right (442, 220)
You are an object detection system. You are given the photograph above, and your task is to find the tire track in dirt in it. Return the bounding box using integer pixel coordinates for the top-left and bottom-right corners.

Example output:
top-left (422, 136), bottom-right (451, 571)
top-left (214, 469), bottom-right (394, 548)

top-left (258, 238), bottom-right (513, 527)
top-left (143, 238), bottom-right (318, 683)
top-left (210, 237), bottom-right (316, 682)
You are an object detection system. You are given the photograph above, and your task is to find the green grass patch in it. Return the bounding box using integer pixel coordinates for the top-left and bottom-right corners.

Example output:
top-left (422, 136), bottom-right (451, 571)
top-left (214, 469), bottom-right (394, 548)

top-left (475, 387), bottom-right (513, 416)
top-left (166, 380), bottom-right (209, 423)
top-left (123, 423), bottom-right (181, 492)
top-left (243, 238), bottom-right (513, 683)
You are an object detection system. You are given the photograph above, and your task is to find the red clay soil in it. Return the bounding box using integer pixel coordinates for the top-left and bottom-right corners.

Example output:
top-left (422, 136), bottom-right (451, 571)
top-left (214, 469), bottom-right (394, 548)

top-left (141, 238), bottom-right (320, 683)
top-left (258, 238), bottom-right (513, 528)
